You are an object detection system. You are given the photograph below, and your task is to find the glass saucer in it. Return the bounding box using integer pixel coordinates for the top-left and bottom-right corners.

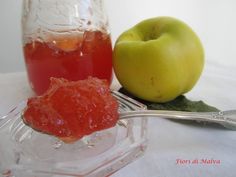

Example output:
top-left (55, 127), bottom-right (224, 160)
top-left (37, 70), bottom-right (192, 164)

top-left (0, 91), bottom-right (148, 177)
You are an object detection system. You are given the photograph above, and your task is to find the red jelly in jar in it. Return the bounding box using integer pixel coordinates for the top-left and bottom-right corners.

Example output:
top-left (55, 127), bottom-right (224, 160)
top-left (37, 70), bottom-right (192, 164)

top-left (23, 31), bottom-right (113, 95)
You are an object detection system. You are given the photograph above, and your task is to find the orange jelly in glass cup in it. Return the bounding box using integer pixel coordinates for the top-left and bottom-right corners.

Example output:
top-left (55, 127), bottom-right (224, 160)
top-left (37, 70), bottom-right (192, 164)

top-left (22, 0), bottom-right (113, 95)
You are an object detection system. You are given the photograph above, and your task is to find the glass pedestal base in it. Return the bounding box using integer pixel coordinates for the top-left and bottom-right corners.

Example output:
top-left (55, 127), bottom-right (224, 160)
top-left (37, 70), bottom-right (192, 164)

top-left (0, 91), bottom-right (148, 177)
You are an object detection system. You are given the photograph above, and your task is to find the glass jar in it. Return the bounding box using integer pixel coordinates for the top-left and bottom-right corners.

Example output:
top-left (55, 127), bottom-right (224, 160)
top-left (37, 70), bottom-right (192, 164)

top-left (22, 0), bottom-right (113, 95)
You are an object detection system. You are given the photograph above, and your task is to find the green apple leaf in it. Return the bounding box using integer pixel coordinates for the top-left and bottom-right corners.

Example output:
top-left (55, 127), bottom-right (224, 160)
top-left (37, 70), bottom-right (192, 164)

top-left (119, 88), bottom-right (219, 112)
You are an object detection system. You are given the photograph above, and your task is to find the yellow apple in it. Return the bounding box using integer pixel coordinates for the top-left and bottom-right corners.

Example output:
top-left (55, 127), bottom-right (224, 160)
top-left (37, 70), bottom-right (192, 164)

top-left (113, 16), bottom-right (204, 102)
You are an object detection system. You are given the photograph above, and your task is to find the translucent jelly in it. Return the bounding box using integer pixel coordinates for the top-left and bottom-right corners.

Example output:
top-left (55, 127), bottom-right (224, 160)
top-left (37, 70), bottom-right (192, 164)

top-left (23, 31), bottom-right (113, 95)
top-left (23, 77), bottom-right (119, 143)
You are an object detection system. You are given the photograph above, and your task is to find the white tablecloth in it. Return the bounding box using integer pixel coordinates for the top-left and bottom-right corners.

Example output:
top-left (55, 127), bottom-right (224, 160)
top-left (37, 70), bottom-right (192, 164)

top-left (0, 61), bottom-right (236, 177)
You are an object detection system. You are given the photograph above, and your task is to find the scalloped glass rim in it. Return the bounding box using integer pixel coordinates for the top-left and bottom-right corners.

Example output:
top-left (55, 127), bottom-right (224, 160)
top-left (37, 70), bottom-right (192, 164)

top-left (0, 91), bottom-right (148, 177)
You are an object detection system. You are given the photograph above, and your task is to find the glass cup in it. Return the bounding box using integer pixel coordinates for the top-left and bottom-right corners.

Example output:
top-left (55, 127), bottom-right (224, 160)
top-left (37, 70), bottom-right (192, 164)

top-left (22, 0), bottom-right (113, 95)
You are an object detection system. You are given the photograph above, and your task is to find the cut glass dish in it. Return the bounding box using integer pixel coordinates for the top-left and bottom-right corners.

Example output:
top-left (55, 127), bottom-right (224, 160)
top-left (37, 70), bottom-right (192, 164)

top-left (0, 91), bottom-right (148, 177)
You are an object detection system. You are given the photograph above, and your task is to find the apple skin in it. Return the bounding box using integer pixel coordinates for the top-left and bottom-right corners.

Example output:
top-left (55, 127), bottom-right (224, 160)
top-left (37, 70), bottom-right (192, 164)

top-left (113, 16), bottom-right (204, 103)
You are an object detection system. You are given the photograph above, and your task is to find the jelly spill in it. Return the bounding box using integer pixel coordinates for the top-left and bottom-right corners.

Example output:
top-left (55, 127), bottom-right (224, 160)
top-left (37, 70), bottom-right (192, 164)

top-left (23, 77), bottom-right (119, 143)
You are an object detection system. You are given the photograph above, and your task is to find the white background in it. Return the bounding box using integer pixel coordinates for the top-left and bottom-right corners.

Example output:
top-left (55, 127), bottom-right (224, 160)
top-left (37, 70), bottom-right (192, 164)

top-left (0, 1), bottom-right (236, 177)
top-left (0, 0), bottom-right (236, 73)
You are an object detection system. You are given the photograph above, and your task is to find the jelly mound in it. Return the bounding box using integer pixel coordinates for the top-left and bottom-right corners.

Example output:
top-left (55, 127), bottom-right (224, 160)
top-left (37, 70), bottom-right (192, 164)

top-left (23, 77), bottom-right (119, 143)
